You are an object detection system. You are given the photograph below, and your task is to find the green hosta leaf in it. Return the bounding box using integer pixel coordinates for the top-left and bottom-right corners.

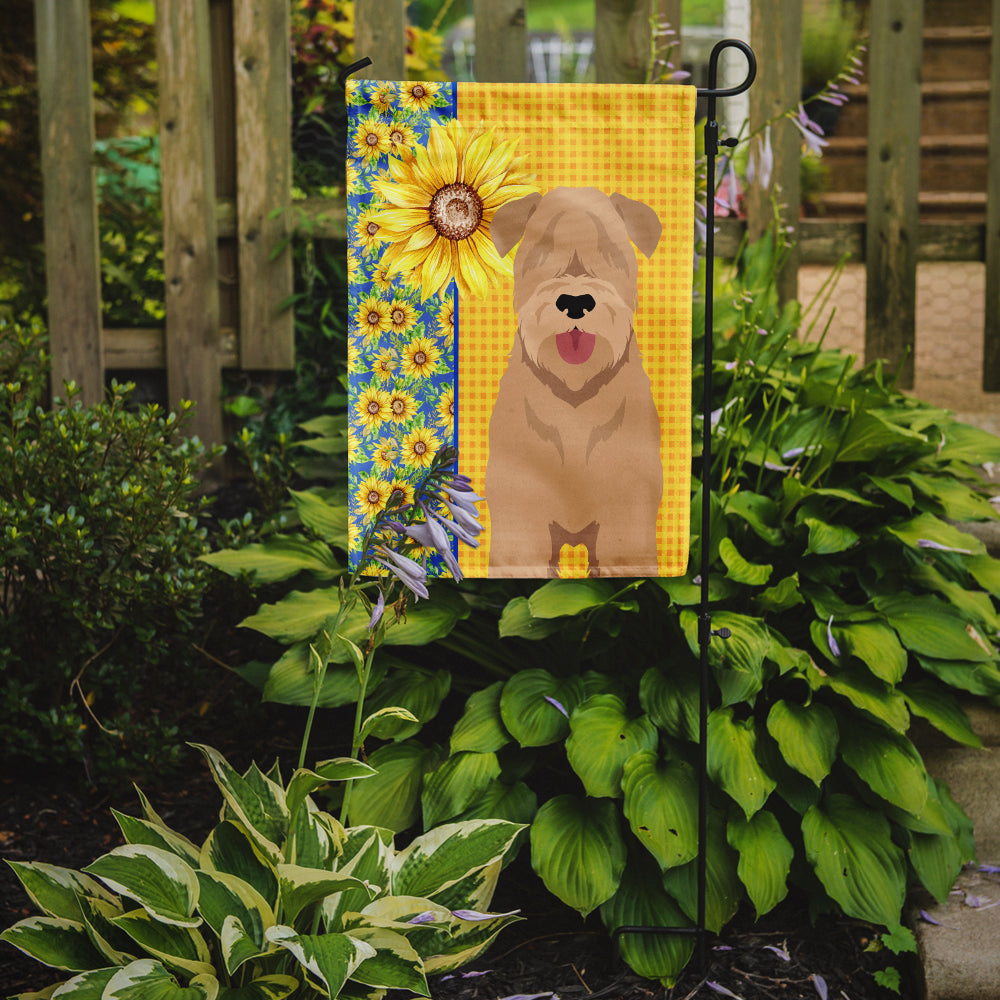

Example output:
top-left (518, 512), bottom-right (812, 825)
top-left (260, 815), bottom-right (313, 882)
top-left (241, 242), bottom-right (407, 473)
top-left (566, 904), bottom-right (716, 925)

top-left (345, 926), bottom-right (428, 994)
top-left (835, 410), bottom-right (927, 463)
top-left (755, 573), bottom-right (805, 614)
top-left (935, 421), bottom-right (1000, 464)
top-left (718, 537), bottom-right (772, 585)
top-left (453, 779), bottom-right (538, 827)
top-left (680, 610), bottom-right (770, 706)
top-left (802, 793), bottom-right (906, 926)
top-left (218, 915), bottom-right (269, 980)
top-left (261, 643), bottom-right (387, 709)
top-left (497, 597), bottom-right (564, 639)
top-left (599, 853), bottom-right (694, 987)
top-left (200, 822), bottom-right (278, 910)
top-left (809, 661), bottom-right (910, 732)
top-left (216, 975), bottom-right (299, 1000)
top-left (424, 907), bottom-right (522, 975)
top-left (111, 909), bottom-right (214, 978)
top-left (654, 573), bottom-right (737, 606)
top-left (901, 680), bottom-right (982, 748)
top-left (886, 512), bottom-right (985, 557)
top-left (347, 740), bottom-right (442, 832)
top-left (707, 707), bottom-right (776, 818)
top-left (866, 474), bottom-right (914, 509)
top-left (195, 871), bottom-right (273, 973)
top-left (661, 810), bottom-right (741, 933)
top-left (103, 959), bottom-right (218, 1000)
top-left (499, 670), bottom-right (584, 747)
top-left (392, 820), bottom-right (524, 900)
top-left (277, 865), bottom-right (374, 925)
top-left (530, 795), bottom-right (626, 917)
top-left (839, 718), bottom-right (928, 816)
top-left (835, 621), bottom-right (907, 684)
top-left (322, 830), bottom-right (393, 931)
top-left (5, 862), bottom-right (118, 923)
top-left (288, 489), bottom-right (349, 547)
top-left (421, 751), bottom-right (502, 828)
top-left (83, 846), bottom-right (200, 928)
top-left (112, 812), bottom-right (201, 868)
top-left (264, 926), bottom-right (375, 998)
top-left (910, 562), bottom-right (1000, 633)
top-left (724, 490), bottom-right (784, 545)
top-left (450, 682), bottom-right (511, 754)
top-left (527, 579), bottom-right (616, 618)
top-left (803, 517), bottom-right (859, 556)
top-left (916, 655), bottom-right (1000, 697)
top-left (287, 805), bottom-right (344, 871)
top-left (967, 553), bottom-right (1000, 597)
top-left (874, 594), bottom-right (995, 662)
top-left (727, 811), bottom-right (793, 918)
top-left (621, 751), bottom-right (698, 870)
top-left (565, 695), bottom-right (658, 798)
top-left (363, 667), bottom-right (451, 740)
top-left (200, 535), bottom-right (341, 584)
top-left (74, 894), bottom-right (135, 967)
top-left (0, 916), bottom-right (107, 971)
top-left (639, 664), bottom-right (698, 742)
top-left (765, 700), bottom-right (838, 786)
top-left (909, 828), bottom-right (965, 905)
top-left (359, 706), bottom-right (421, 742)
top-left (285, 759), bottom-right (376, 822)
top-left (906, 473), bottom-right (998, 522)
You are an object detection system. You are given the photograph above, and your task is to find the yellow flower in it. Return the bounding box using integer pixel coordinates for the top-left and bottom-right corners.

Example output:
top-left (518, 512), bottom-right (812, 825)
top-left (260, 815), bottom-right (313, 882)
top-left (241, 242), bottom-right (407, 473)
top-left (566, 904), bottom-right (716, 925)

top-left (355, 474), bottom-right (393, 520)
top-left (401, 337), bottom-right (442, 379)
top-left (436, 299), bottom-right (455, 338)
top-left (388, 299), bottom-right (418, 335)
top-left (401, 426), bottom-right (439, 469)
top-left (436, 387), bottom-right (455, 426)
top-left (355, 295), bottom-right (392, 339)
top-left (386, 479), bottom-right (416, 509)
top-left (387, 120), bottom-right (418, 160)
top-left (373, 119), bottom-right (538, 300)
top-left (353, 115), bottom-right (391, 163)
top-left (347, 248), bottom-right (362, 282)
top-left (372, 349), bottom-right (398, 382)
top-left (398, 81), bottom-right (441, 112)
top-left (355, 387), bottom-right (392, 430)
top-left (372, 264), bottom-right (396, 291)
top-left (373, 85), bottom-right (394, 114)
top-left (387, 387), bottom-right (418, 423)
top-left (354, 206), bottom-right (384, 252)
top-left (373, 437), bottom-right (399, 472)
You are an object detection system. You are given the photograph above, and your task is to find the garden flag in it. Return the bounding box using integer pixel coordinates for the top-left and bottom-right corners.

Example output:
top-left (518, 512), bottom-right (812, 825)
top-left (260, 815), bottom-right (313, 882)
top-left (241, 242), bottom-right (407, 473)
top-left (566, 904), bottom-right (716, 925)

top-left (347, 80), bottom-right (696, 579)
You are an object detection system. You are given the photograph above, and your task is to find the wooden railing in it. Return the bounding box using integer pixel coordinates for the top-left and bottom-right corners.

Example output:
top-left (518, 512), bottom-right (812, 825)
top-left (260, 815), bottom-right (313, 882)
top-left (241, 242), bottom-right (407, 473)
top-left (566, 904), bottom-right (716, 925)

top-left (32, 0), bottom-right (1000, 444)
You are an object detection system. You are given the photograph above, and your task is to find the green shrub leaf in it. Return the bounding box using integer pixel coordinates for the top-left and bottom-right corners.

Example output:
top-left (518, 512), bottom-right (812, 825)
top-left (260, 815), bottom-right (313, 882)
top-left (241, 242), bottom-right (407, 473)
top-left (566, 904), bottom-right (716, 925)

top-left (499, 670), bottom-right (584, 747)
top-left (839, 719), bottom-right (929, 816)
top-left (451, 682), bottom-right (511, 754)
top-left (639, 664), bottom-right (699, 742)
top-left (421, 751), bottom-right (502, 828)
top-left (727, 811), bottom-right (793, 917)
top-left (719, 537), bottom-right (772, 585)
top-left (0, 916), bottom-right (107, 972)
top-left (875, 593), bottom-right (995, 662)
top-left (103, 959), bottom-right (217, 999)
top-left (265, 926), bottom-right (374, 997)
top-left (527, 579), bottom-right (616, 618)
top-left (346, 740), bottom-right (441, 832)
top-left (707, 708), bottom-right (776, 818)
top-left (200, 536), bottom-right (340, 584)
top-left (765, 700), bottom-right (838, 786)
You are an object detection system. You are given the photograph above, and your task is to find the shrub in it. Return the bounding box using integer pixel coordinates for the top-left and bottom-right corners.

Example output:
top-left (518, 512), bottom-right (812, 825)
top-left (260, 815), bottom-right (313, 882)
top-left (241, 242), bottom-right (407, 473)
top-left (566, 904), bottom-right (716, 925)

top-left (0, 317), bottom-right (220, 783)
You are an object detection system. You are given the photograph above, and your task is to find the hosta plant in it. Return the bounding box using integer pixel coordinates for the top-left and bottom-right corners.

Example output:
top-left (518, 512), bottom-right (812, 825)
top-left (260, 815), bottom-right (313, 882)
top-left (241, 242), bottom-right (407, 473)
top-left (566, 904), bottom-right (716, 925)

top-left (1, 743), bottom-right (523, 999)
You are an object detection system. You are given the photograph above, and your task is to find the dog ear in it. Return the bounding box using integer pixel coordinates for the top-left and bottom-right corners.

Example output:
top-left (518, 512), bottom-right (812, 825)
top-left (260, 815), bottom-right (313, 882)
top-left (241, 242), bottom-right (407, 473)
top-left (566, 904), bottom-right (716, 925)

top-left (610, 193), bottom-right (662, 258)
top-left (490, 193), bottom-right (542, 258)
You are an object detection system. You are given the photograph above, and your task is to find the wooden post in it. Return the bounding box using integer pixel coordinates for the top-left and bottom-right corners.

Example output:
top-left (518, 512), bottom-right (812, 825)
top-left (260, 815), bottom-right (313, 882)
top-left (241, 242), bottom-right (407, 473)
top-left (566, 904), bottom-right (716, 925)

top-left (354, 0), bottom-right (407, 81)
top-left (594, 0), bottom-right (654, 84)
top-left (474, 0), bottom-right (526, 83)
top-left (747, 0), bottom-right (801, 305)
top-left (157, 0), bottom-right (223, 444)
top-left (864, 0), bottom-right (923, 389)
top-left (983, 0), bottom-right (1000, 390)
top-left (655, 0), bottom-right (683, 80)
top-left (34, 0), bottom-right (104, 405)
top-left (233, 0), bottom-right (294, 369)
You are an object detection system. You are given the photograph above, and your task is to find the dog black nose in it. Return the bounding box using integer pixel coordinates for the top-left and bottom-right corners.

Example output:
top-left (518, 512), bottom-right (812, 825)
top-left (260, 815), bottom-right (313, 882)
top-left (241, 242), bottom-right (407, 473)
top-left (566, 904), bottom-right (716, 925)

top-left (556, 293), bottom-right (595, 320)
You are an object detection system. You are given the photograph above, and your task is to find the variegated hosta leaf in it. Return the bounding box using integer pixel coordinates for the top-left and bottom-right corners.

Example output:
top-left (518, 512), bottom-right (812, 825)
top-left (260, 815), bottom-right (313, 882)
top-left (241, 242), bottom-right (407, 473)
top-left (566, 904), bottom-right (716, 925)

top-left (110, 908), bottom-right (214, 979)
top-left (214, 974), bottom-right (299, 1000)
top-left (391, 820), bottom-right (524, 901)
top-left (599, 853), bottom-right (694, 987)
top-left (276, 864), bottom-right (375, 925)
top-left (0, 916), bottom-right (107, 972)
top-left (422, 907), bottom-right (523, 975)
top-left (288, 802), bottom-right (344, 870)
top-left (323, 829), bottom-right (393, 931)
top-left (112, 810), bottom-right (202, 868)
top-left (838, 718), bottom-right (929, 817)
top-left (83, 846), bottom-right (200, 928)
top-left (46, 966), bottom-right (118, 997)
top-left (421, 751), bottom-right (502, 829)
top-left (802, 793), bottom-right (906, 926)
top-left (265, 926), bottom-right (375, 998)
top-left (726, 810), bottom-right (793, 917)
top-left (200, 822), bottom-right (278, 910)
top-left (621, 751), bottom-right (699, 871)
top-left (195, 871), bottom-right (274, 973)
top-left (102, 958), bottom-right (218, 999)
top-left (77, 894), bottom-right (136, 966)
top-left (765, 700), bottom-right (838, 786)
top-left (4, 862), bottom-right (118, 922)
top-left (499, 669), bottom-right (585, 747)
top-left (450, 681), bottom-right (511, 754)
top-left (706, 707), bottom-right (776, 818)
top-left (529, 795), bottom-right (626, 917)
top-left (344, 926), bottom-right (429, 995)
top-left (422, 859), bottom-right (501, 915)
top-left (285, 760), bottom-right (376, 823)
top-left (347, 740), bottom-right (442, 832)
top-left (565, 695), bottom-right (658, 799)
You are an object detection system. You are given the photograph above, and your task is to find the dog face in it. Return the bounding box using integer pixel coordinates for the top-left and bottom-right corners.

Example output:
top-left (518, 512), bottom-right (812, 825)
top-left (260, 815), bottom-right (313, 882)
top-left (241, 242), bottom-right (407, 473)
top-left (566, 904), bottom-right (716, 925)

top-left (491, 187), bottom-right (661, 394)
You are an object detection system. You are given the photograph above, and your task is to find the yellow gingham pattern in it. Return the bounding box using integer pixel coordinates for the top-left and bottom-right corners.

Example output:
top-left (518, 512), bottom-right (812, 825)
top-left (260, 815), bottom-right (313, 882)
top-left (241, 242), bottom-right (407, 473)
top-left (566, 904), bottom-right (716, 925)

top-left (558, 544), bottom-right (591, 579)
top-left (456, 83), bottom-right (695, 577)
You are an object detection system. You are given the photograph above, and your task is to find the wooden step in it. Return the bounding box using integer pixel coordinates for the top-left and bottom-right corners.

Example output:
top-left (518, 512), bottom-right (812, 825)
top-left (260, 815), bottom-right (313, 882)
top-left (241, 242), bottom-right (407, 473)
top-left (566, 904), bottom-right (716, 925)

top-left (813, 190), bottom-right (987, 222)
top-left (921, 0), bottom-right (992, 28)
top-left (922, 25), bottom-right (993, 83)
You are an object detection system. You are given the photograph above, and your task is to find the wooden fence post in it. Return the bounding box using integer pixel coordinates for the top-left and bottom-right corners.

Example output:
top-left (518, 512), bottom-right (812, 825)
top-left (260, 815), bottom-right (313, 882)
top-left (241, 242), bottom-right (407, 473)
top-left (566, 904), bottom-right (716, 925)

top-left (354, 0), bottom-right (407, 80)
top-left (747, 0), bottom-right (801, 305)
top-left (594, 0), bottom-right (654, 84)
top-left (157, 0), bottom-right (223, 445)
top-left (864, 0), bottom-right (923, 389)
top-left (34, 0), bottom-right (104, 405)
top-left (233, 0), bottom-right (294, 370)
top-left (474, 0), bottom-right (526, 83)
top-left (983, 0), bottom-right (1000, 390)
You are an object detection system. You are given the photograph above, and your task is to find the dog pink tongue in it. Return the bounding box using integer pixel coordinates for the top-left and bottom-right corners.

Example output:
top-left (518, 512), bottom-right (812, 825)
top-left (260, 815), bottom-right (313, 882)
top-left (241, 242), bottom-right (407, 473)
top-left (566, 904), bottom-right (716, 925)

top-left (556, 328), bottom-right (596, 365)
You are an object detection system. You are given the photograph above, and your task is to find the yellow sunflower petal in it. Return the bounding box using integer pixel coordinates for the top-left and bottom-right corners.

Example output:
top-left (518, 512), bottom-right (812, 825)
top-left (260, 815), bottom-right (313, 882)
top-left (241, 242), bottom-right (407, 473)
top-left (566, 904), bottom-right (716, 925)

top-left (481, 182), bottom-right (543, 210)
top-left (426, 124), bottom-right (459, 188)
top-left (422, 237), bottom-right (454, 300)
top-left (460, 129), bottom-right (495, 187)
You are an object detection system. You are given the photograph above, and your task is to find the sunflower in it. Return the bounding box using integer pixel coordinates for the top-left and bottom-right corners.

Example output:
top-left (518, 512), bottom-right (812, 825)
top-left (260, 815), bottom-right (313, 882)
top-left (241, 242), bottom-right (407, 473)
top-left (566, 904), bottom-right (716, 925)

top-left (371, 264), bottom-right (396, 292)
top-left (353, 205), bottom-right (384, 253)
top-left (387, 119), bottom-right (418, 160)
top-left (353, 115), bottom-right (391, 163)
top-left (355, 474), bottom-right (393, 521)
top-left (355, 387), bottom-right (392, 430)
top-left (372, 349), bottom-right (398, 382)
top-left (398, 81), bottom-right (441, 112)
top-left (400, 337), bottom-right (442, 379)
top-left (436, 298), bottom-right (455, 339)
top-left (373, 120), bottom-right (538, 300)
top-left (385, 479), bottom-right (416, 509)
top-left (372, 84), bottom-right (394, 114)
top-left (373, 437), bottom-right (399, 472)
top-left (355, 295), bottom-right (392, 340)
top-left (436, 387), bottom-right (455, 427)
top-left (401, 425), bottom-right (439, 469)
top-left (387, 387), bottom-right (418, 424)
top-left (388, 299), bottom-right (419, 335)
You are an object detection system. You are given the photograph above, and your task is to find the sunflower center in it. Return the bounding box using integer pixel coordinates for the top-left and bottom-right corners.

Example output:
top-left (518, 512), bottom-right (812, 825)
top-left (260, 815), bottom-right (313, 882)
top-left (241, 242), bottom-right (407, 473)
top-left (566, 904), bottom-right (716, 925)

top-left (392, 398), bottom-right (405, 414)
top-left (367, 401), bottom-right (380, 415)
top-left (413, 441), bottom-right (427, 455)
top-left (365, 131), bottom-right (379, 147)
top-left (411, 85), bottom-right (426, 100)
top-left (392, 309), bottom-right (405, 325)
top-left (367, 490), bottom-right (381, 504)
top-left (429, 183), bottom-right (483, 241)
top-left (367, 311), bottom-right (380, 325)
top-left (391, 130), bottom-right (404, 144)
top-left (366, 221), bottom-right (379, 236)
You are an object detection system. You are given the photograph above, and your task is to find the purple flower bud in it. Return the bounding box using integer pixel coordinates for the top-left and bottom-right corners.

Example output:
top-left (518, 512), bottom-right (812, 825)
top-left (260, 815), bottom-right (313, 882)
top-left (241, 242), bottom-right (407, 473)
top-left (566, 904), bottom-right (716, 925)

top-left (407, 911), bottom-right (437, 925)
top-left (544, 695), bottom-right (569, 718)
top-left (367, 590), bottom-right (385, 631)
top-left (812, 974), bottom-right (828, 1000)
top-left (375, 545), bottom-right (429, 600)
top-left (827, 616), bottom-right (841, 658)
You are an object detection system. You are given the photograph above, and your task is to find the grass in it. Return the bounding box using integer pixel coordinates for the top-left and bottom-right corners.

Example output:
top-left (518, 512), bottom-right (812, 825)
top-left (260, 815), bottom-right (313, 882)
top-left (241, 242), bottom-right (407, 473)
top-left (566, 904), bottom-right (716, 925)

top-left (525, 0), bottom-right (725, 33)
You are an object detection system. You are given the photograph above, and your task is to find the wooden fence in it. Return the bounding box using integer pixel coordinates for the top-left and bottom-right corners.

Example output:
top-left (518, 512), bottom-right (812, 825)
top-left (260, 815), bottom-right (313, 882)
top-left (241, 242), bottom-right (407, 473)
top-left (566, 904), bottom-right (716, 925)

top-left (33, 0), bottom-right (1000, 445)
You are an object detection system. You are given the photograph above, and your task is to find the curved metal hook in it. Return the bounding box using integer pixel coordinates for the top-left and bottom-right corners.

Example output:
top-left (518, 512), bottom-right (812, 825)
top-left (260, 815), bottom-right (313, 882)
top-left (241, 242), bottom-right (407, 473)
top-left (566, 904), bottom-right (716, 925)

top-left (337, 57), bottom-right (373, 90)
top-left (697, 39), bottom-right (756, 98)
